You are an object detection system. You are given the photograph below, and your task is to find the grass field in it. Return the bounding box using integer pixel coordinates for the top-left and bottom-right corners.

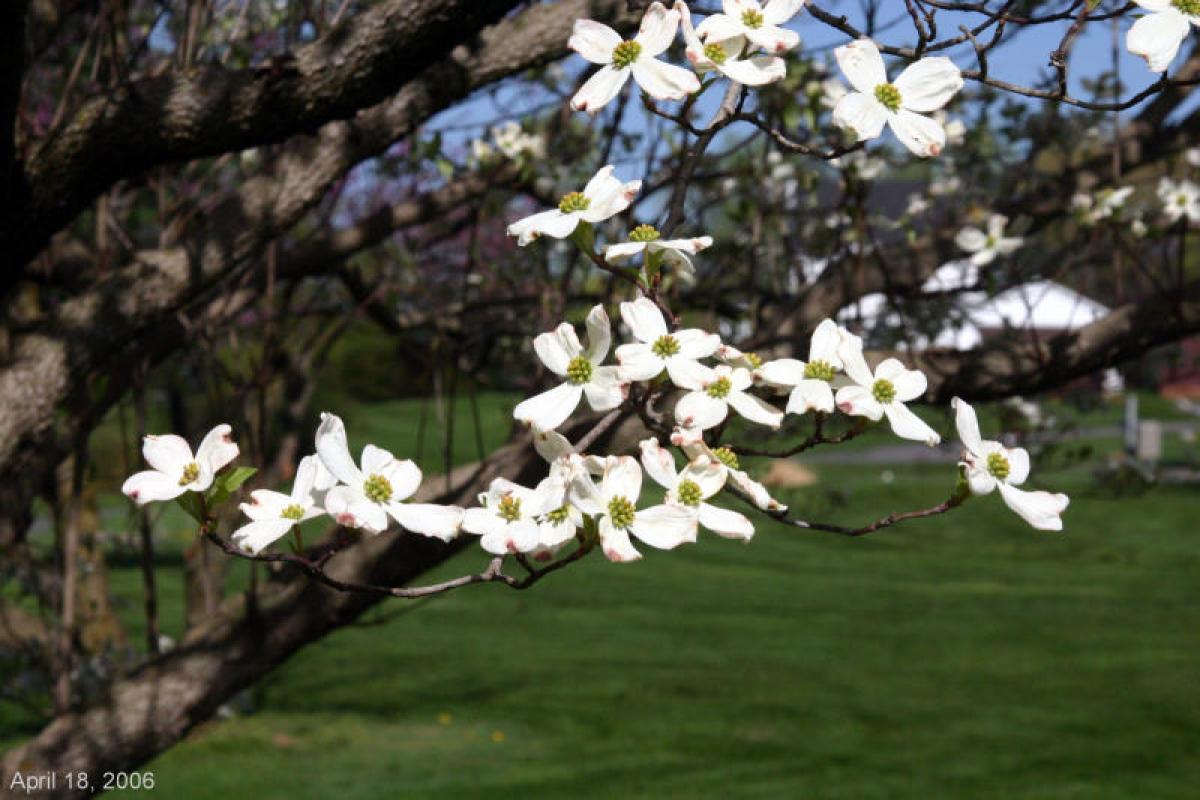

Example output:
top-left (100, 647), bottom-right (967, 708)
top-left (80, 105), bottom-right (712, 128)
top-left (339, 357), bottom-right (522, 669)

top-left (5, 395), bottom-right (1200, 798)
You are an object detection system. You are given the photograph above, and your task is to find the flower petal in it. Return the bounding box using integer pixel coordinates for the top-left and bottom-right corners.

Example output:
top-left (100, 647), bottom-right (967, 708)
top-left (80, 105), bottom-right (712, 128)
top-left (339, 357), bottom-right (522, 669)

top-left (361, 443), bottom-right (395, 476)
top-left (315, 412), bottom-right (362, 486)
top-left (630, 504), bottom-right (698, 549)
top-left (1006, 446), bottom-right (1031, 486)
top-left (602, 455), bottom-right (643, 504)
top-left (832, 92), bottom-right (889, 142)
top-left (122, 470), bottom-right (187, 505)
top-left (763, 0), bottom-right (804, 25)
top-left (508, 209), bottom-right (578, 245)
top-left (893, 57), bottom-right (963, 113)
top-left (325, 485), bottom-right (387, 533)
top-left (874, 359), bottom-right (927, 401)
top-left (666, 356), bottom-right (712, 390)
top-left (727, 391), bottom-right (784, 428)
top-left (745, 24), bottom-right (799, 54)
top-left (673, 328), bottom-right (722, 360)
top-left (631, 58), bottom-right (702, 100)
top-left (388, 502), bottom-right (464, 541)
top-left (584, 304), bottom-right (612, 364)
top-left (142, 434), bottom-right (193, 478)
top-left (230, 518), bottom-right (293, 555)
top-left (583, 366), bottom-right (626, 411)
top-left (620, 297), bottom-right (668, 342)
top-left (533, 326), bottom-right (578, 376)
top-left (604, 241), bottom-right (648, 262)
top-left (835, 385), bottom-right (883, 420)
top-left (952, 397), bottom-right (984, 457)
top-left (383, 458), bottom-right (423, 502)
top-left (513, 382), bottom-right (584, 430)
top-left (196, 424), bottom-right (239, 473)
top-left (698, 502), bottom-right (754, 540)
top-left (635, 2), bottom-right (681, 56)
top-left (809, 319), bottom-right (843, 366)
top-left (837, 329), bottom-right (873, 386)
top-left (882, 402), bottom-right (941, 446)
top-left (887, 108), bottom-right (946, 157)
top-left (675, 390), bottom-right (729, 430)
top-left (240, 489), bottom-right (292, 521)
top-left (786, 380), bottom-right (835, 414)
top-left (759, 358), bottom-right (805, 387)
top-left (615, 343), bottom-right (665, 381)
top-left (720, 54), bottom-right (786, 85)
top-left (955, 226), bottom-right (987, 252)
top-left (680, 456), bottom-right (726, 498)
top-left (835, 38), bottom-right (887, 94)
top-left (569, 18), bottom-right (621, 64)
top-left (599, 517), bottom-right (643, 562)
top-left (1126, 10), bottom-right (1189, 73)
top-left (639, 438), bottom-right (679, 490)
top-left (997, 483), bottom-right (1069, 531)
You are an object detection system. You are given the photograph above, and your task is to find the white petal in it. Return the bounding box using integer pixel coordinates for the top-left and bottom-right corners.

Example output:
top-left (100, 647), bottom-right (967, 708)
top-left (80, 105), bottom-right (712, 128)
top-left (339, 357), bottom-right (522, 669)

top-left (887, 109), bottom-right (946, 157)
top-left (955, 227), bottom-right (987, 252)
top-left (569, 471), bottom-right (607, 516)
top-left (763, 0), bottom-right (804, 25)
top-left (882, 402), bottom-right (941, 446)
top-left (679, 456), bottom-right (727, 498)
top-left (965, 464), bottom-right (997, 496)
top-left (675, 391), bottom-right (729, 430)
top-left (698, 503), bottom-right (755, 540)
top-left (583, 366), bottom-right (626, 411)
top-left (653, 236), bottom-right (712, 255)
top-left (893, 57), bottom-right (963, 113)
top-left (720, 54), bottom-right (786, 85)
top-left (952, 397), bottom-right (984, 457)
top-left (727, 391), bottom-right (784, 428)
top-left (326, 486), bottom-right (387, 533)
top-left (639, 438), bottom-right (679, 490)
top-left (602, 455), bottom-right (643, 504)
top-left (569, 18), bottom-right (621, 64)
top-left (673, 329), bottom-right (722, 360)
top-left (836, 328), bottom-right (872, 386)
top-left (620, 297), bottom-right (668, 342)
top-left (315, 412), bottom-right (362, 486)
top-left (462, 507), bottom-right (500, 537)
top-left (361, 443), bottom-right (395, 476)
top-left (728, 467), bottom-right (786, 512)
top-left (630, 504), bottom-right (698, 549)
top-left (196, 424), bottom-right (239, 473)
top-left (874, 359), bottom-right (927, 402)
top-left (598, 517), bottom-right (643, 562)
top-left (635, 3), bottom-right (681, 56)
top-left (615, 343), bottom-right (665, 381)
top-left (997, 483), bottom-right (1069, 531)
top-left (533, 326), bottom-right (578, 376)
top-left (513, 382), bottom-right (584, 430)
top-left (745, 24), bottom-right (799, 54)
top-left (539, 514), bottom-right (579, 550)
top-left (142, 434), bottom-right (193, 478)
top-left (388, 502), bottom-right (464, 541)
top-left (292, 455), bottom-right (320, 501)
top-left (481, 519), bottom-right (541, 554)
top-left (583, 175), bottom-right (641, 222)
top-left (809, 319), bottom-right (843, 366)
top-left (835, 38), bottom-right (887, 93)
top-left (835, 385), bottom-right (883, 420)
top-left (786, 381), bottom-right (835, 414)
top-left (666, 356), bottom-right (713, 390)
top-left (759, 358), bottom-right (805, 387)
top-left (240, 489), bottom-right (292, 521)
top-left (832, 92), bottom-right (889, 142)
top-left (631, 58), bottom-right (701, 100)
top-left (230, 518), bottom-right (293, 555)
top-left (584, 304), bottom-right (612, 364)
top-left (529, 477), bottom-right (567, 517)
top-left (1006, 446), bottom-right (1031, 486)
top-left (383, 459), bottom-right (423, 502)
top-left (605, 241), bottom-right (648, 262)
top-left (533, 428), bottom-right (575, 464)
top-left (696, 13), bottom-right (746, 43)
top-left (1126, 11), bottom-right (1190, 73)
top-left (507, 209), bottom-right (579, 245)
top-left (122, 470), bottom-right (187, 505)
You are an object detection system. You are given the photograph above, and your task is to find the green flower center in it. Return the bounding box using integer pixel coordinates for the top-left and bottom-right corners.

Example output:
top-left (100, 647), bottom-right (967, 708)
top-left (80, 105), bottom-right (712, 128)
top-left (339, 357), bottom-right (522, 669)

top-left (871, 378), bottom-right (896, 404)
top-left (713, 447), bottom-right (740, 470)
top-left (652, 334), bottom-right (680, 358)
top-left (566, 355), bottom-right (594, 385)
top-left (985, 234), bottom-right (998, 249)
top-left (986, 452), bottom-right (1010, 481)
top-left (629, 223), bottom-right (661, 243)
top-left (745, 352), bottom-right (763, 369)
top-left (281, 503), bottom-right (305, 521)
top-left (677, 479), bottom-right (703, 507)
top-left (179, 462), bottom-right (200, 486)
top-left (704, 43), bottom-right (728, 65)
top-left (612, 39), bottom-right (643, 69)
top-left (558, 191), bottom-right (590, 214)
top-left (741, 9), bottom-right (764, 28)
top-left (497, 494), bottom-right (522, 523)
top-left (706, 376), bottom-right (733, 399)
top-left (546, 505), bottom-right (572, 524)
top-left (607, 495), bottom-right (636, 529)
top-left (1178, 193), bottom-right (1190, 207)
top-left (1173, 0), bottom-right (1200, 15)
top-left (804, 360), bottom-right (835, 382)
top-left (363, 473), bottom-right (393, 504)
top-left (874, 82), bottom-right (902, 112)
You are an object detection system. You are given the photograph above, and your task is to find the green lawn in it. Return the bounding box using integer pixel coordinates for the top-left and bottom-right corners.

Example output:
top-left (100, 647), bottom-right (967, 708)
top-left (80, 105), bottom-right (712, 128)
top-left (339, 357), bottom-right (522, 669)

top-left (6, 394), bottom-right (1200, 798)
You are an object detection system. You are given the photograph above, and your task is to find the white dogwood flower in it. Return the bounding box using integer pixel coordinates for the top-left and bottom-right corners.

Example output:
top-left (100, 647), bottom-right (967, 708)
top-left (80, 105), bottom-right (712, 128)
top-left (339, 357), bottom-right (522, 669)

top-left (1072, 186), bottom-right (1135, 224)
top-left (954, 213), bottom-right (1024, 266)
top-left (674, 363), bottom-right (784, 430)
top-left (507, 166), bottom-right (641, 246)
top-left (315, 413), bottom-right (463, 539)
top-left (514, 305), bottom-right (627, 431)
top-left (463, 477), bottom-right (566, 555)
top-left (1158, 176), bottom-right (1200, 222)
top-left (831, 38), bottom-right (963, 157)
top-left (640, 438), bottom-right (754, 540)
top-left (693, 0), bottom-right (805, 54)
top-left (835, 330), bottom-right (941, 446)
top-left (604, 223), bottom-right (713, 283)
top-left (672, 426), bottom-right (787, 512)
top-left (122, 424), bottom-right (240, 505)
top-left (677, 1), bottom-right (787, 85)
top-left (756, 319), bottom-right (846, 414)
top-left (1126, 0), bottom-right (1199, 73)
top-left (615, 296), bottom-right (720, 385)
top-left (569, 455), bottom-right (697, 562)
top-left (570, 2), bottom-right (700, 113)
top-left (953, 398), bottom-right (1070, 531)
top-left (232, 455), bottom-right (327, 554)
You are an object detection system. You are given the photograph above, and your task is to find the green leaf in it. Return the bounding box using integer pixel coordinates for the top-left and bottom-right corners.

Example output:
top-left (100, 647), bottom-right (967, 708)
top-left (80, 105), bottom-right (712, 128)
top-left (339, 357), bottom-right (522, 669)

top-left (207, 466), bottom-right (258, 507)
top-left (176, 492), bottom-right (205, 524)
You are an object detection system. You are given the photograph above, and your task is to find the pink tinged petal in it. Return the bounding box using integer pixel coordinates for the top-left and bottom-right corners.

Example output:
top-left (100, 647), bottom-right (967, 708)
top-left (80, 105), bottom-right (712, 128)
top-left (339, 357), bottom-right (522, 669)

top-left (744, 24), bottom-right (799, 54)
top-left (836, 385), bottom-right (884, 420)
top-left (513, 382), bottom-right (585, 430)
top-left (720, 54), bottom-right (786, 85)
top-left (727, 391), bottom-right (784, 428)
top-left (598, 517), bottom-right (643, 562)
top-left (759, 358), bottom-right (806, 387)
top-left (835, 38), bottom-right (887, 93)
top-left (584, 304), bottom-right (612, 363)
top-left (892, 57), bottom-right (963, 113)
top-left (384, 459), bottom-right (423, 502)
top-left (582, 166), bottom-right (638, 218)
top-left (654, 236), bottom-right (712, 255)
top-left (605, 241), bottom-right (648, 262)
top-left (360, 443), bottom-right (395, 476)
top-left (635, 2), bottom-right (680, 56)
top-left (602, 455), bottom-right (644, 504)
top-left (532, 327), bottom-right (576, 376)
top-left (675, 391), bottom-right (729, 431)
top-left (887, 109), bottom-right (946, 157)
top-left (639, 438), bottom-right (680, 490)
top-left (615, 343), bottom-right (665, 381)
top-left (832, 93), bottom-right (888, 141)
top-left (481, 519), bottom-right (540, 554)
top-left (787, 380), bottom-right (835, 414)
top-left (680, 456), bottom-right (726, 498)
top-left (196, 424), bottom-right (239, 473)
top-left (673, 329), bottom-right (721, 359)
top-left (240, 489), bottom-right (292, 521)
top-left (620, 297), bottom-right (669, 342)
top-left (952, 397), bottom-right (984, 457)
top-left (1126, 11), bottom-right (1189, 72)
top-left (997, 483), bottom-right (1069, 531)
top-left (142, 434), bottom-right (193, 477)
top-left (874, 359), bottom-right (927, 402)
top-left (728, 467), bottom-right (786, 512)
top-left (698, 503), bottom-right (754, 540)
top-left (583, 366), bottom-right (627, 411)
top-left (810, 319), bottom-right (843, 366)
top-left (965, 464), bottom-right (997, 496)
top-left (631, 58), bottom-right (701, 101)
top-left (324, 485), bottom-right (378, 530)
top-left (230, 518), bottom-right (293, 555)
top-left (569, 19), bottom-right (622, 64)
top-left (122, 470), bottom-right (187, 505)
top-left (1006, 446), bottom-right (1031, 486)
top-left (388, 502), bottom-right (464, 541)
top-left (763, 0), bottom-right (804, 25)
top-left (507, 209), bottom-right (578, 245)
top-left (882, 402), bottom-right (941, 446)
top-left (629, 504), bottom-right (698, 549)
top-left (666, 358), bottom-right (713, 391)
top-left (955, 226), bottom-right (987, 252)
top-left (316, 412), bottom-right (363, 486)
